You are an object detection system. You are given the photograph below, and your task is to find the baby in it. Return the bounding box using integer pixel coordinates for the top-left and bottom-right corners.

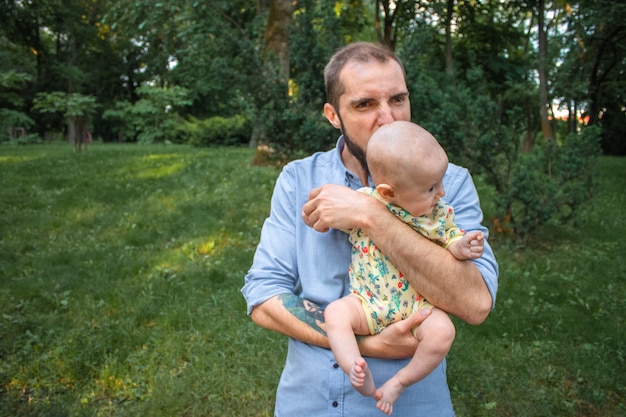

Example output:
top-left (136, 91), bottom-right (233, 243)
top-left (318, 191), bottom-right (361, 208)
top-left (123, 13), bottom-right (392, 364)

top-left (325, 121), bottom-right (485, 415)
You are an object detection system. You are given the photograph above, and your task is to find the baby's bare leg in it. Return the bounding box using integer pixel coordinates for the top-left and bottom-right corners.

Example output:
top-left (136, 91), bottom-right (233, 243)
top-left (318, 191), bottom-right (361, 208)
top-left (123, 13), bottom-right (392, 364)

top-left (376, 308), bottom-right (455, 415)
top-left (325, 295), bottom-right (376, 397)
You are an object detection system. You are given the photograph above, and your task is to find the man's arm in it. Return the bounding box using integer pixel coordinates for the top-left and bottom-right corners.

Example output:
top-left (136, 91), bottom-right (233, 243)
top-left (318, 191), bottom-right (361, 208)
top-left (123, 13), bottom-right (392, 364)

top-left (250, 293), bottom-right (429, 358)
top-left (244, 162), bottom-right (445, 359)
top-left (364, 209), bottom-right (491, 324)
top-left (302, 184), bottom-right (494, 325)
top-left (250, 294), bottom-right (329, 348)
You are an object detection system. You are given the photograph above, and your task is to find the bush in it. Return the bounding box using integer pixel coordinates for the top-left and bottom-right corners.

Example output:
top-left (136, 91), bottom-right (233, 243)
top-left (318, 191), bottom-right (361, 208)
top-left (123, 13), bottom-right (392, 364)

top-left (0, 109), bottom-right (35, 143)
top-left (259, 103), bottom-right (336, 158)
top-left (183, 115), bottom-right (252, 147)
top-left (498, 126), bottom-right (602, 241)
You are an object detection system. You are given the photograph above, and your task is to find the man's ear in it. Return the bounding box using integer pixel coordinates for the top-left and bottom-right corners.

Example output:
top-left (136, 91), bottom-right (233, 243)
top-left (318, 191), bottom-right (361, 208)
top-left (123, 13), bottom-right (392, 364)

top-left (324, 103), bottom-right (342, 130)
top-left (376, 183), bottom-right (395, 201)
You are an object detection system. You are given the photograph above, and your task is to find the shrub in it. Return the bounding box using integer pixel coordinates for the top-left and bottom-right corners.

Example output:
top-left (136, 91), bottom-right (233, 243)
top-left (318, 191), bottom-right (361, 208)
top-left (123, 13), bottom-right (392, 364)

top-left (183, 115), bottom-right (252, 147)
top-left (0, 109), bottom-right (36, 143)
top-left (498, 126), bottom-right (602, 241)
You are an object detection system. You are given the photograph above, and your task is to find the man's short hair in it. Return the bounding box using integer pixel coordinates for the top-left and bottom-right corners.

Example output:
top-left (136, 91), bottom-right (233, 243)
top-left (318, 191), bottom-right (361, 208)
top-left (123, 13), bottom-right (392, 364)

top-left (323, 42), bottom-right (406, 110)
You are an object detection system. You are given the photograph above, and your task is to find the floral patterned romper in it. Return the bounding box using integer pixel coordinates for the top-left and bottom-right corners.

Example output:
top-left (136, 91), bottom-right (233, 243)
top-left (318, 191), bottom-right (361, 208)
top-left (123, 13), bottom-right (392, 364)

top-left (348, 187), bottom-right (465, 335)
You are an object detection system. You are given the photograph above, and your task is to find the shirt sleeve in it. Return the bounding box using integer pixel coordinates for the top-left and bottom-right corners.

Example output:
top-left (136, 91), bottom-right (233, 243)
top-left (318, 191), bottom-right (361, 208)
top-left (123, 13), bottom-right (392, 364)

top-left (242, 164), bottom-right (299, 315)
top-left (443, 164), bottom-right (499, 308)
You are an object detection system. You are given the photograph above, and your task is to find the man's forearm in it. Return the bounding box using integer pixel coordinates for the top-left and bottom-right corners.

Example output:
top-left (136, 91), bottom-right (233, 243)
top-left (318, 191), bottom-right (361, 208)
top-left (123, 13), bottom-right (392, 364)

top-left (362, 207), bottom-right (492, 324)
top-left (250, 294), bottom-right (330, 348)
top-left (250, 293), bottom-right (423, 359)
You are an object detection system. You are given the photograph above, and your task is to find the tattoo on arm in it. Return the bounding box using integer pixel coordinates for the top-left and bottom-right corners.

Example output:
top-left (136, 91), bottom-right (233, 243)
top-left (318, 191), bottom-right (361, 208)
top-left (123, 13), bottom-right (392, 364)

top-left (278, 293), bottom-right (326, 336)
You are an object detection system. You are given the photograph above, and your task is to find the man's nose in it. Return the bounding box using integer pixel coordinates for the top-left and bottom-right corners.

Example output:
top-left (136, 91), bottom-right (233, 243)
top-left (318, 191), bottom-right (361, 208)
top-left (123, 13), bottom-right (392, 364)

top-left (377, 103), bottom-right (395, 125)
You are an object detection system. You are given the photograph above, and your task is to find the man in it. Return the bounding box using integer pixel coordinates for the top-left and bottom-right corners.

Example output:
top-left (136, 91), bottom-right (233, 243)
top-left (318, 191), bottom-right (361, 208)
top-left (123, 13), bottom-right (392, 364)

top-left (242, 42), bottom-right (498, 416)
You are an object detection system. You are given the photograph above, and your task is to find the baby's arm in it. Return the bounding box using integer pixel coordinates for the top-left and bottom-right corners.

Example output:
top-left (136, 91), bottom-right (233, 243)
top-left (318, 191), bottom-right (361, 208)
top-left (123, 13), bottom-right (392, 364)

top-left (448, 230), bottom-right (484, 260)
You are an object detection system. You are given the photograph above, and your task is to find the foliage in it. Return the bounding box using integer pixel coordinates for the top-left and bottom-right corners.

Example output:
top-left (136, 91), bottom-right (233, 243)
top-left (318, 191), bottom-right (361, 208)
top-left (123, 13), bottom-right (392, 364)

top-left (0, 70), bottom-right (34, 106)
top-left (562, 1), bottom-right (626, 154)
top-left (254, 0), bottom-right (369, 156)
top-left (32, 92), bottom-right (99, 145)
top-left (0, 109), bottom-right (36, 143)
top-left (103, 84), bottom-right (191, 143)
top-left (33, 92), bottom-right (98, 118)
top-left (398, 20), bottom-right (603, 242)
top-left (0, 144), bottom-right (624, 416)
top-left (494, 126), bottom-right (601, 241)
top-left (408, 67), bottom-right (603, 241)
top-left (165, 0), bottom-right (265, 118)
top-left (253, 66), bottom-right (336, 157)
top-left (182, 114), bottom-right (252, 147)
top-left (1, 0), bottom-right (625, 239)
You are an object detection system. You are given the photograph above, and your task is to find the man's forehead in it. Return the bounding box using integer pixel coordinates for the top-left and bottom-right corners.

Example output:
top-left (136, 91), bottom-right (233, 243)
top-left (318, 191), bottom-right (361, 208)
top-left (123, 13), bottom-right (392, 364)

top-left (339, 60), bottom-right (407, 96)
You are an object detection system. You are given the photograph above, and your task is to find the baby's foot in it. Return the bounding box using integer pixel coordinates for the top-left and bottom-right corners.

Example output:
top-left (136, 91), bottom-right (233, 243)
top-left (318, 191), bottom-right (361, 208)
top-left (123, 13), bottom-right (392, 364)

top-left (375, 375), bottom-right (408, 415)
top-left (350, 357), bottom-right (376, 397)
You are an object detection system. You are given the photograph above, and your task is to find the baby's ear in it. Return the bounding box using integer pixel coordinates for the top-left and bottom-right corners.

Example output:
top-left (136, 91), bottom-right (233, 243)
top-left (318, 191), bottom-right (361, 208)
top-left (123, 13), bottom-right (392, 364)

top-left (376, 183), bottom-right (395, 201)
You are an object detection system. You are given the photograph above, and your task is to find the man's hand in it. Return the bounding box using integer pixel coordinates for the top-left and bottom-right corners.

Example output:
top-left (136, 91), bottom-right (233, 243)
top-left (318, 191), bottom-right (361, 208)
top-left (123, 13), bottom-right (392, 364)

top-left (302, 184), bottom-right (385, 232)
top-left (359, 309), bottom-right (432, 359)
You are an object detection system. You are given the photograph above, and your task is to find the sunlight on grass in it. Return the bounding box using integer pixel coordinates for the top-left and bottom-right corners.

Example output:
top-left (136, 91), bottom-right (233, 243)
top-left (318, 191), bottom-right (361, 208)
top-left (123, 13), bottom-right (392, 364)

top-left (136, 154), bottom-right (185, 179)
top-left (0, 155), bottom-right (39, 164)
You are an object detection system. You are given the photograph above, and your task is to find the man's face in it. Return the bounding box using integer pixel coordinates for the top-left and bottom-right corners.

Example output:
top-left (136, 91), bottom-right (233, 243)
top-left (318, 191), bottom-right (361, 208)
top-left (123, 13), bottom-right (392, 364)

top-left (324, 59), bottom-right (411, 173)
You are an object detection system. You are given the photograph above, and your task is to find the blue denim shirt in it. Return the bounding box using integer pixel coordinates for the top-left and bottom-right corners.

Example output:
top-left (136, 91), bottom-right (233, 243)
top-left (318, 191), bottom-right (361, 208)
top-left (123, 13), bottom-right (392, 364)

top-left (242, 137), bottom-right (499, 416)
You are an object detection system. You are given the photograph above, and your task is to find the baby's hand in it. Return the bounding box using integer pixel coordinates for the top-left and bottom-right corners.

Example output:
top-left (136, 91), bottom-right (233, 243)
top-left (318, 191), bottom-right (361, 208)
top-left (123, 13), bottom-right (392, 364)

top-left (466, 231), bottom-right (485, 258)
top-left (450, 231), bottom-right (484, 260)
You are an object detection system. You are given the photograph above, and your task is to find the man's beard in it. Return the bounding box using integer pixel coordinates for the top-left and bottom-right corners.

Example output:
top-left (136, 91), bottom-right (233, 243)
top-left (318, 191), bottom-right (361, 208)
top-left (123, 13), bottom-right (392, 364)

top-left (340, 119), bottom-right (370, 180)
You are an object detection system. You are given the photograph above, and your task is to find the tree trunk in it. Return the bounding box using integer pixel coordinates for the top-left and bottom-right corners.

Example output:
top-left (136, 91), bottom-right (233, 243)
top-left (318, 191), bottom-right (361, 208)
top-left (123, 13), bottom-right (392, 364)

top-left (264, 0), bottom-right (293, 81)
top-left (568, 100), bottom-right (577, 133)
top-left (250, 0), bottom-right (293, 148)
top-left (445, 0), bottom-right (455, 77)
top-left (522, 107), bottom-right (535, 153)
top-left (375, 0), bottom-right (396, 49)
top-left (587, 26), bottom-right (622, 126)
top-left (67, 116), bottom-right (87, 151)
top-left (537, 0), bottom-right (555, 142)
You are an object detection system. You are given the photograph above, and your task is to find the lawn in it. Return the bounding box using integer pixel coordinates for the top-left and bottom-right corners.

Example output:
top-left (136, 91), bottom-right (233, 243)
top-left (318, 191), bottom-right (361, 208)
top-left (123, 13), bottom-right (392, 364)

top-left (0, 143), bottom-right (624, 416)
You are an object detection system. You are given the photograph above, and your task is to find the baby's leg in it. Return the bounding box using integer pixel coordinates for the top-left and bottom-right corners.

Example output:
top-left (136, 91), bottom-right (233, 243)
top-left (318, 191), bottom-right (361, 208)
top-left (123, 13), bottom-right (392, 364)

top-left (376, 308), bottom-right (455, 415)
top-left (325, 295), bottom-right (376, 397)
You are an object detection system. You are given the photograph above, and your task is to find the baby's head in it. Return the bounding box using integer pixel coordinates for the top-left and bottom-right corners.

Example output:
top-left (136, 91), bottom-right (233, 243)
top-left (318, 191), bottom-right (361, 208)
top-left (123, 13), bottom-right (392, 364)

top-left (367, 121), bottom-right (449, 217)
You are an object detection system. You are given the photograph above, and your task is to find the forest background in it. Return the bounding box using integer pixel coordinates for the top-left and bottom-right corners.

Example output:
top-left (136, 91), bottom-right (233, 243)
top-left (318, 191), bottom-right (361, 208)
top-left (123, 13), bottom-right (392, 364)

top-left (2, 0), bottom-right (625, 239)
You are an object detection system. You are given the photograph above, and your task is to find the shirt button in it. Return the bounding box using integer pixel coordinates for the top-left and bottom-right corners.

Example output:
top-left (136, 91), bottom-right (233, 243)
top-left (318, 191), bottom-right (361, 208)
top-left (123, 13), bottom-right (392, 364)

top-left (332, 401), bottom-right (339, 407)
top-left (333, 363), bottom-right (339, 368)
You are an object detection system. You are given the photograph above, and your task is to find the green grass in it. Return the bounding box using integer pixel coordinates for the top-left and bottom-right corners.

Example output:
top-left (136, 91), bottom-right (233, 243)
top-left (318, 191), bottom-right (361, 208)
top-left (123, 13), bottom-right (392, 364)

top-left (0, 144), bottom-right (624, 416)
top-left (449, 156), bottom-right (626, 416)
top-left (0, 143), bottom-right (284, 416)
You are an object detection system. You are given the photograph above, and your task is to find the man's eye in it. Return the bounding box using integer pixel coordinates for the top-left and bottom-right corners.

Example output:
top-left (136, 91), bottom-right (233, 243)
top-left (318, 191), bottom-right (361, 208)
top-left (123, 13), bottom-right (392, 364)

top-left (356, 101), bottom-right (371, 109)
top-left (392, 95), bottom-right (407, 104)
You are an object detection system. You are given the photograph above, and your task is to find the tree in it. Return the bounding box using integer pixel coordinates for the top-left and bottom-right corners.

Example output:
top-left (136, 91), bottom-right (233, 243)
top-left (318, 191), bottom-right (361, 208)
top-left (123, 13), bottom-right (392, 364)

top-left (559, 1), bottom-right (626, 154)
top-left (536, 0), bottom-right (555, 143)
top-left (444, 0), bottom-right (455, 77)
top-left (103, 84), bottom-right (191, 143)
top-left (374, 0), bottom-right (419, 50)
top-left (32, 92), bottom-right (98, 149)
top-left (264, 0), bottom-right (293, 80)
